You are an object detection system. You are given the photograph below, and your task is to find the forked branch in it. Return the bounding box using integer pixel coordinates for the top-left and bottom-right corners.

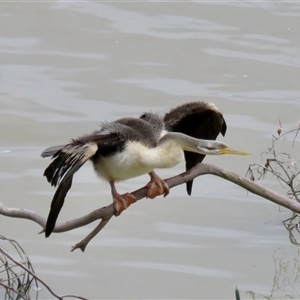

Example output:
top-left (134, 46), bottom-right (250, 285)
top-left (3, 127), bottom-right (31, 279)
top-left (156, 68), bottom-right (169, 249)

top-left (1, 162), bottom-right (300, 252)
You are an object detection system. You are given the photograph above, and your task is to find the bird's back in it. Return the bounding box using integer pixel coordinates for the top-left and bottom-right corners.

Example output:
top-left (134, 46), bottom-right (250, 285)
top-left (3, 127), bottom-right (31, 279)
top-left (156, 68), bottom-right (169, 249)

top-left (100, 112), bottom-right (165, 148)
top-left (89, 113), bottom-right (166, 181)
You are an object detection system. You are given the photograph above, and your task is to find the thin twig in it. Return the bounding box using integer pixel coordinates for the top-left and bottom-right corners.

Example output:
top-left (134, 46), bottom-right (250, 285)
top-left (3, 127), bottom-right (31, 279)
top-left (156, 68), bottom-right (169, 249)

top-left (71, 215), bottom-right (113, 252)
top-left (0, 247), bottom-right (87, 300)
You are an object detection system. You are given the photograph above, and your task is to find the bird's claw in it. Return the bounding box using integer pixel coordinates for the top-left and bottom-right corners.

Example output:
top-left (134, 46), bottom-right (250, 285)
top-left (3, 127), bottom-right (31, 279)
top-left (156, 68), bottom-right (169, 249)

top-left (146, 178), bottom-right (170, 199)
top-left (113, 193), bottom-right (136, 216)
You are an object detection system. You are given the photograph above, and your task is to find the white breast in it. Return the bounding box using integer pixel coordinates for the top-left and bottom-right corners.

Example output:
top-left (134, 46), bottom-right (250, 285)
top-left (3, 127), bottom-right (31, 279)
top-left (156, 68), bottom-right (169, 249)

top-left (93, 140), bottom-right (184, 182)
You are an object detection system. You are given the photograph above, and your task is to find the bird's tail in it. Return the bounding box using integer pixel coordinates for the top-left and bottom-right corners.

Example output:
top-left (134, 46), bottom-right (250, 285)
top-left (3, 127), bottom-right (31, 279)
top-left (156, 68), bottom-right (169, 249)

top-left (42, 141), bottom-right (98, 237)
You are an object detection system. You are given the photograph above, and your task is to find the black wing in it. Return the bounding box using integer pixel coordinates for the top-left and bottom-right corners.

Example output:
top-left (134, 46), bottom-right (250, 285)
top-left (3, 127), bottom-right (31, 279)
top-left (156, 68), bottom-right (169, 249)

top-left (164, 102), bottom-right (227, 195)
top-left (42, 132), bottom-right (125, 237)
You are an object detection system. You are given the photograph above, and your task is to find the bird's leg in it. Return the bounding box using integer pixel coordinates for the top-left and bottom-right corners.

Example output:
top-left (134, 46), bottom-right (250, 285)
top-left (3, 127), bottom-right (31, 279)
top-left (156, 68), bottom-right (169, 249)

top-left (146, 171), bottom-right (170, 199)
top-left (109, 180), bottom-right (136, 216)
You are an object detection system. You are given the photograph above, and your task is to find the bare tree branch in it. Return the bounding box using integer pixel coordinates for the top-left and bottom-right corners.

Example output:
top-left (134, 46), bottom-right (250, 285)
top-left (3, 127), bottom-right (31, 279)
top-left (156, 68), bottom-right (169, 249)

top-left (1, 163), bottom-right (300, 252)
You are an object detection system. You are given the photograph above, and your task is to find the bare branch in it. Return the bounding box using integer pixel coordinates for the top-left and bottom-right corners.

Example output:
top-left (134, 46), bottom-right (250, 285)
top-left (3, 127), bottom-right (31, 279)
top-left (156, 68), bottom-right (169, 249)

top-left (71, 215), bottom-right (113, 252)
top-left (0, 204), bottom-right (45, 228)
top-left (1, 162), bottom-right (300, 251)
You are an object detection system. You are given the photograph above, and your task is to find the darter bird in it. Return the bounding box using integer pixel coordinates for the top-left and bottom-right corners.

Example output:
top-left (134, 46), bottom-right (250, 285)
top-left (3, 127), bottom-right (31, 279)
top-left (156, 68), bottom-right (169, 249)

top-left (42, 101), bottom-right (248, 237)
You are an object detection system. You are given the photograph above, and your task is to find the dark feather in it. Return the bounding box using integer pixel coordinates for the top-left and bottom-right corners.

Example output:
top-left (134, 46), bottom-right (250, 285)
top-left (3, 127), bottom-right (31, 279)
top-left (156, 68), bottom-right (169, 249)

top-left (43, 141), bottom-right (97, 186)
top-left (164, 102), bottom-right (227, 195)
top-left (45, 176), bottom-right (73, 237)
top-left (41, 145), bottom-right (65, 158)
top-left (43, 140), bottom-right (98, 237)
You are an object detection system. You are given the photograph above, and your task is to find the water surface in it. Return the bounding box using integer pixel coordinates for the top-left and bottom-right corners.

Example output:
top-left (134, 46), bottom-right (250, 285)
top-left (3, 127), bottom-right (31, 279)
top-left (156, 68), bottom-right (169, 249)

top-left (1, 2), bottom-right (300, 299)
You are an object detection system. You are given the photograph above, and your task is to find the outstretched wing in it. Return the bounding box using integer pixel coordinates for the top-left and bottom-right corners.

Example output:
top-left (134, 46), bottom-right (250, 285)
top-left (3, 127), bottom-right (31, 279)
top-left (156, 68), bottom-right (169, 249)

top-left (164, 102), bottom-right (227, 195)
top-left (42, 132), bottom-right (125, 237)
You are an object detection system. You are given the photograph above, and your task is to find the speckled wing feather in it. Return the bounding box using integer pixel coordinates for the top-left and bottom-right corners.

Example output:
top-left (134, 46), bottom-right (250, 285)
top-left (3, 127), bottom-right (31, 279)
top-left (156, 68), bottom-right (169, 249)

top-left (42, 132), bottom-right (125, 237)
top-left (164, 102), bottom-right (227, 195)
top-left (41, 145), bottom-right (65, 158)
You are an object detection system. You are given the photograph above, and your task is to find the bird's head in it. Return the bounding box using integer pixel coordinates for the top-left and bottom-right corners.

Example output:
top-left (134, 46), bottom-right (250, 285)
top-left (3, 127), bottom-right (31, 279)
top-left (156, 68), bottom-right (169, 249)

top-left (197, 140), bottom-right (250, 156)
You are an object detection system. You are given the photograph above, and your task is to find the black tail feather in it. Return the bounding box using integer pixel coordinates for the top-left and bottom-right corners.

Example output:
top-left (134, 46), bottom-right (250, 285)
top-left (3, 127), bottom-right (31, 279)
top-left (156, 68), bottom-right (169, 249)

top-left (45, 176), bottom-right (73, 237)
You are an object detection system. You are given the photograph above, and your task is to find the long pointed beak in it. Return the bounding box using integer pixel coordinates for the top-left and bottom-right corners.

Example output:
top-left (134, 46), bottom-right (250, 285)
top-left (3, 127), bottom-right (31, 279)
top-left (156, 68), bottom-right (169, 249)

top-left (221, 148), bottom-right (250, 155)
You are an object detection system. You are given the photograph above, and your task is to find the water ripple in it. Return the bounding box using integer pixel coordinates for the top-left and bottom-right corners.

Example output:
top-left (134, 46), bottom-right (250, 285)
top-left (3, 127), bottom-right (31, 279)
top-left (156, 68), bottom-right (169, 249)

top-left (117, 261), bottom-right (235, 278)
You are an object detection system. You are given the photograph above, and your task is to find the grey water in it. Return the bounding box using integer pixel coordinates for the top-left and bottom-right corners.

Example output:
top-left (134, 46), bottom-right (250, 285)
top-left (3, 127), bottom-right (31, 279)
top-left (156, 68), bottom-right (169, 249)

top-left (1, 2), bottom-right (300, 299)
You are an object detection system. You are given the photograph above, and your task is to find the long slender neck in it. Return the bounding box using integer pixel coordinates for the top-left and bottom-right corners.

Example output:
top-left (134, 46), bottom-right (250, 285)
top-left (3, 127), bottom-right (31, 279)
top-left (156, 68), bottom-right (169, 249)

top-left (158, 132), bottom-right (211, 154)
